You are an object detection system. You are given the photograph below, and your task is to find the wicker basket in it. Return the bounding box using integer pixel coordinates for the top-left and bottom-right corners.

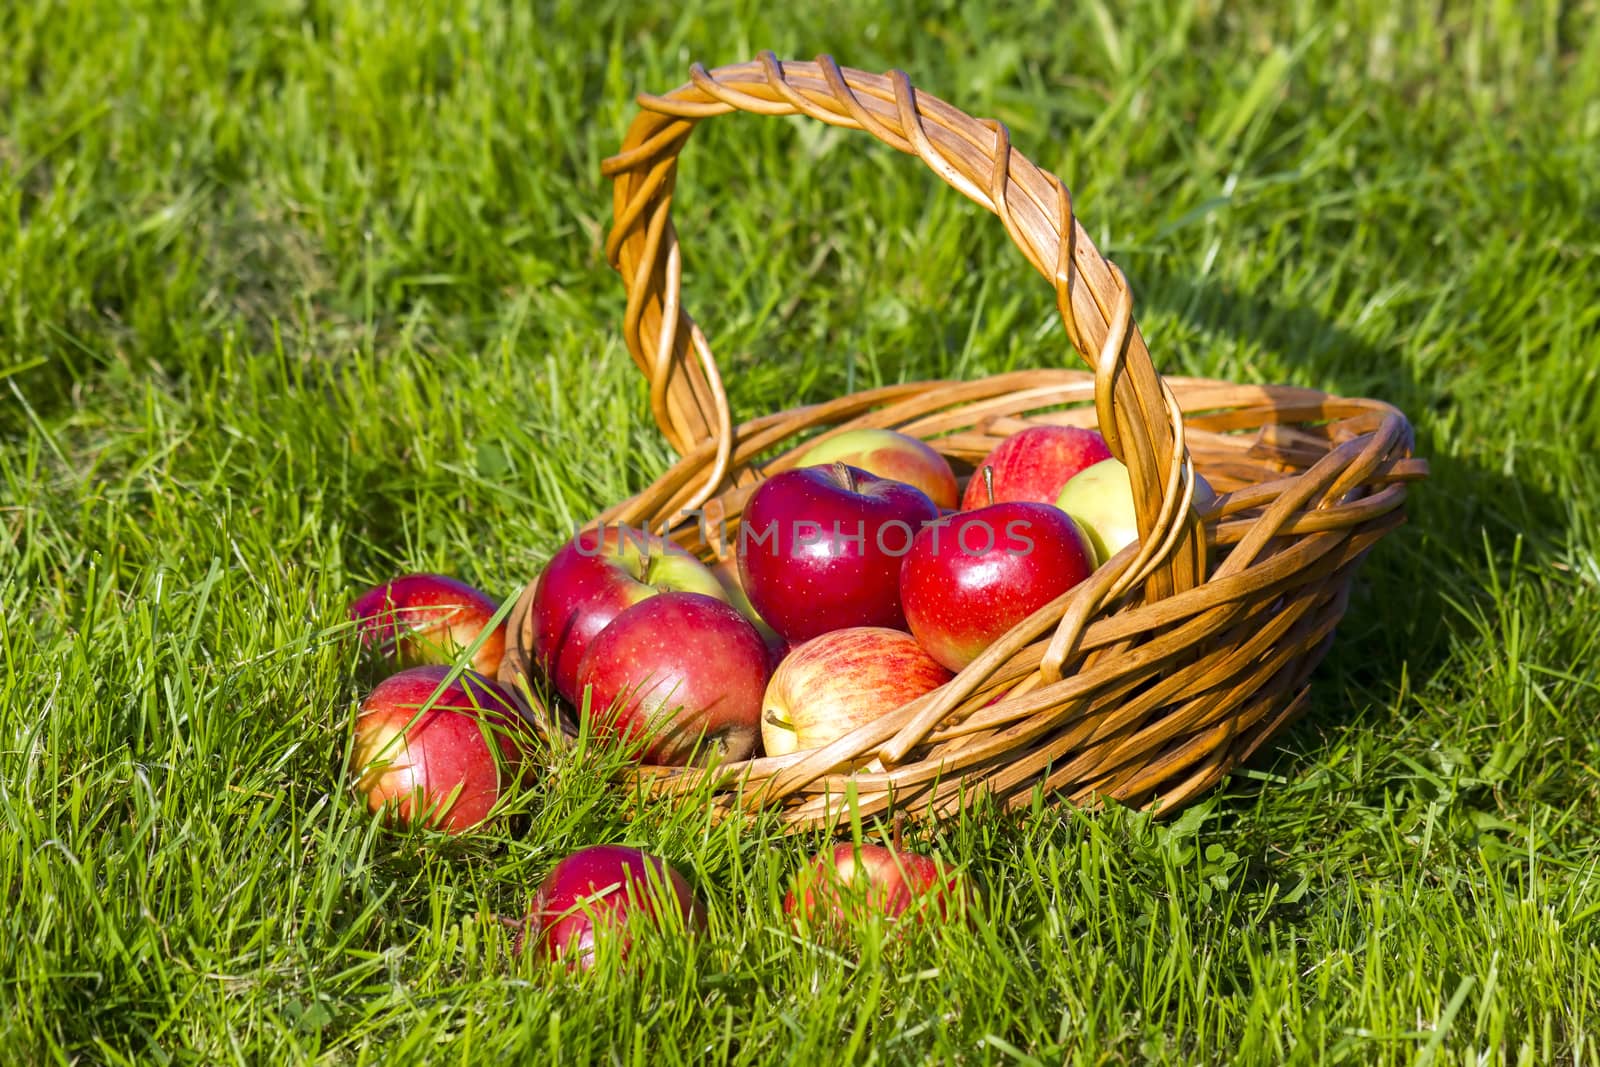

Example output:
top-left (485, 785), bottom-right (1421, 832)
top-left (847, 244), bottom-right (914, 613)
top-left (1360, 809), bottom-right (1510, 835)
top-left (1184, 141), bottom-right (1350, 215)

top-left (500, 55), bottom-right (1427, 832)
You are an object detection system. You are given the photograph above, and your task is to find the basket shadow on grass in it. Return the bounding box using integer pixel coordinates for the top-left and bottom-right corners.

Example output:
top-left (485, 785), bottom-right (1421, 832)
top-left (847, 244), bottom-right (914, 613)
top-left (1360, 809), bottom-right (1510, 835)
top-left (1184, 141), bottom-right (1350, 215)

top-left (882, 271), bottom-right (1572, 989)
top-left (1139, 275), bottom-right (1536, 694)
top-left (1112, 267), bottom-right (1565, 831)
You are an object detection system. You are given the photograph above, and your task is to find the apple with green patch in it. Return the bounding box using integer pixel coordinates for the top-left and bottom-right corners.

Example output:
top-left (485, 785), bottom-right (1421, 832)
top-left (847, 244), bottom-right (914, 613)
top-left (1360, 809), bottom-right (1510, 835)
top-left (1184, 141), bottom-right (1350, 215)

top-left (797, 428), bottom-right (960, 510)
top-left (530, 525), bottom-right (728, 705)
top-left (1055, 458), bottom-right (1216, 565)
top-left (960, 425), bottom-right (1112, 509)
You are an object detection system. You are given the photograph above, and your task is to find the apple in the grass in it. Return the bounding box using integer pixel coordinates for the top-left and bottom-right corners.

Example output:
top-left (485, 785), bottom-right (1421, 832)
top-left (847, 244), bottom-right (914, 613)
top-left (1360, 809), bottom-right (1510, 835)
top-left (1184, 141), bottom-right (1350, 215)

top-left (739, 464), bottom-right (938, 642)
top-left (521, 845), bottom-right (706, 971)
top-left (798, 428), bottom-right (960, 510)
top-left (349, 573), bottom-right (506, 677)
top-left (785, 843), bottom-right (962, 926)
top-left (762, 627), bottom-right (953, 757)
top-left (349, 665), bottom-right (531, 834)
top-left (960, 425), bottom-right (1113, 509)
top-left (710, 555), bottom-right (788, 671)
top-left (1055, 458), bottom-right (1216, 565)
top-left (900, 502), bottom-right (1097, 672)
top-left (530, 525), bottom-right (728, 705)
top-left (575, 592), bottom-right (769, 765)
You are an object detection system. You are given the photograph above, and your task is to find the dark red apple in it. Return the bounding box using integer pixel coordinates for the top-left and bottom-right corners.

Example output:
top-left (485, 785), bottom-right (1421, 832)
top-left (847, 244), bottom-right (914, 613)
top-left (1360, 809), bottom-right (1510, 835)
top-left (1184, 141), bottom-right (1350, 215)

top-left (738, 464), bottom-right (938, 642)
top-left (349, 665), bottom-right (531, 834)
top-left (959, 425), bottom-right (1113, 509)
top-left (349, 573), bottom-right (506, 677)
top-left (575, 592), bottom-right (770, 765)
top-left (785, 842), bottom-right (962, 927)
top-left (899, 502), bottom-right (1097, 671)
top-left (522, 845), bottom-right (706, 970)
top-left (530, 525), bottom-right (727, 705)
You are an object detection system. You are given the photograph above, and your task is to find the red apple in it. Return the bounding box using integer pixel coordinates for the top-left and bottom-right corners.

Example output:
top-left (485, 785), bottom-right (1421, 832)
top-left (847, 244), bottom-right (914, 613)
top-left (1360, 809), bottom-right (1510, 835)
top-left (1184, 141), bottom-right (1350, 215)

top-left (899, 502), bottom-right (1097, 671)
top-left (349, 665), bottom-right (531, 834)
top-left (739, 464), bottom-right (938, 642)
top-left (959, 425), bottom-right (1113, 510)
top-left (710, 555), bottom-right (789, 671)
top-left (530, 525), bottom-right (728, 705)
top-left (349, 573), bottom-right (506, 677)
top-left (575, 592), bottom-right (770, 765)
top-left (1055, 458), bottom-right (1216, 565)
top-left (798, 428), bottom-right (960, 510)
top-left (785, 842), bottom-right (962, 927)
top-left (762, 627), bottom-right (953, 757)
top-left (522, 845), bottom-right (706, 971)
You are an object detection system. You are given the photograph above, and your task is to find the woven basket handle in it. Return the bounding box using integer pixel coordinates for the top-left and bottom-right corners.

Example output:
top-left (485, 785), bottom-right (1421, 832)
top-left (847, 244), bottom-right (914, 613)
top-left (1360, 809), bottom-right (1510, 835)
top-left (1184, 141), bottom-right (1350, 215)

top-left (601, 54), bottom-right (1206, 605)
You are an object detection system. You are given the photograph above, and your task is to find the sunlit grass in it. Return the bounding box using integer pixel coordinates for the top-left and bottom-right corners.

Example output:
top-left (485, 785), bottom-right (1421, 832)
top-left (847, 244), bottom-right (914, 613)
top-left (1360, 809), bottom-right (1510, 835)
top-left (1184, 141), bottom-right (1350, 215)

top-left (2, 0), bottom-right (1598, 1062)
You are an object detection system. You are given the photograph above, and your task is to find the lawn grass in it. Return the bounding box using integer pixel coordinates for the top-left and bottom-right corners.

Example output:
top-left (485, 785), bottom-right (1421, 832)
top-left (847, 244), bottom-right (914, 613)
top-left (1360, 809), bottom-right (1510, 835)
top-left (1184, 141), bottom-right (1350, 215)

top-left (3, 0), bottom-right (1599, 1062)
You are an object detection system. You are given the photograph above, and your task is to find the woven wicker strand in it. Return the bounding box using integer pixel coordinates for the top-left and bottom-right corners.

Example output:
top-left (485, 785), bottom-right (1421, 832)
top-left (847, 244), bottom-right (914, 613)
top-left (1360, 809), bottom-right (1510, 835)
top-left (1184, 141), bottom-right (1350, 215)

top-left (500, 55), bottom-right (1427, 832)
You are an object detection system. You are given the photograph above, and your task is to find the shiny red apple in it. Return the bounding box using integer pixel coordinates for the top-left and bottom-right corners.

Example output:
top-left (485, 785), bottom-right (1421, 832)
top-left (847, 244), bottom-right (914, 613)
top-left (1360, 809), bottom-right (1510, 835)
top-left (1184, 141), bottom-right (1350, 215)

top-left (798, 428), bottom-right (960, 510)
top-left (785, 842), bottom-right (962, 926)
top-left (739, 464), bottom-right (938, 642)
top-left (348, 665), bottom-right (532, 834)
top-left (960, 425), bottom-right (1113, 509)
top-left (899, 502), bottom-right (1097, 671)
top-left (522, 845), bottom-right (706, 971)
top-left (762, 627), bottom-right (953, 757)
top-left (575, 591), bottom-right (770, 765)
top-left (349, 573), bottom-right (506, 677)
top-left (530, 525), bottom-right (727, 705)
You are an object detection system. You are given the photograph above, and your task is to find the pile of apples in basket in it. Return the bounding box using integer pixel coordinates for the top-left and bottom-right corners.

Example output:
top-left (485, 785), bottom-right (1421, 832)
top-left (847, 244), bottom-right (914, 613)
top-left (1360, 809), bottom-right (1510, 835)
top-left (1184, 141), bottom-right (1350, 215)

top-left (347, 424), bottom-right (1211, 967)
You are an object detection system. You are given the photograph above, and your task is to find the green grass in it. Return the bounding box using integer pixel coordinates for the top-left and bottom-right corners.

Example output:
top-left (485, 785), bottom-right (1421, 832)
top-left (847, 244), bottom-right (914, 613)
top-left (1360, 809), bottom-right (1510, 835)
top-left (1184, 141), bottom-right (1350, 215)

top-left (3, 0), bottom-right (1599, 1062)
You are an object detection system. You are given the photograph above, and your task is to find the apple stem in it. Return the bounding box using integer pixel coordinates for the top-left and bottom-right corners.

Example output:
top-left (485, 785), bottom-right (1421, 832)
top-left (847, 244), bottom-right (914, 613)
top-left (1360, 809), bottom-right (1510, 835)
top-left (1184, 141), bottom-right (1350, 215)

top-left (892, 811), bottom-right (905, 854)
top-left (982, 465), bottom-right (996, 507)
top-left (833, 461), bottom-right (857, 494)
top-left (763, 709), bottom-right (793, 729)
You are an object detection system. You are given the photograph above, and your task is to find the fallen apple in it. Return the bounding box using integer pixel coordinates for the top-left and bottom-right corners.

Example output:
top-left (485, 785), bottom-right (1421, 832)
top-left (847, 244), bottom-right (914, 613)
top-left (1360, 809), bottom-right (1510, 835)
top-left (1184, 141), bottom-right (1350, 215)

top-left (575, 591), bottom-right (770, 765)
top-left (349, 572), bottom-right (506, 677)
top-left (960, 425), bottom-right (1112, 509)
top-left (899, 501), bottom-right (1097, 671)
top-left (1055, 458), bottom-right (1216, 565)
top-left (798, 428), bottom-right (960, 510)
top-left (739, 464), bottom-right (938, 642)
top-left (762, 627), bottom-right (953, 757)
top-left (349, 665), bottom-right (532, 834)
top-left (785, 842), bottom-right (962, 927)
top-left (521, 844), bottom-right (706, 971)
top-left (530, 525), bottom-right (728, 705)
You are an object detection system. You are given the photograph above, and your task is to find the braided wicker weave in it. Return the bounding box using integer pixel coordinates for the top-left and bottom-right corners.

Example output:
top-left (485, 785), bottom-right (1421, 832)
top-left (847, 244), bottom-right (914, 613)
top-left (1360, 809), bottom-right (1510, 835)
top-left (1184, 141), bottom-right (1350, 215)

top-left (500, 55), bottom-right (1427, 832)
